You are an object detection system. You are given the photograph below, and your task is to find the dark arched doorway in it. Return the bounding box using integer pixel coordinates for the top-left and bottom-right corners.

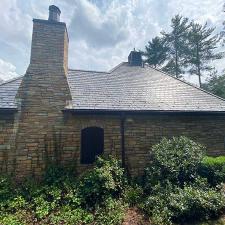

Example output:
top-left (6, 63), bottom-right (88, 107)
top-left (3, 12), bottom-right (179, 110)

top-left (81, 127), bottom-right (104, 164)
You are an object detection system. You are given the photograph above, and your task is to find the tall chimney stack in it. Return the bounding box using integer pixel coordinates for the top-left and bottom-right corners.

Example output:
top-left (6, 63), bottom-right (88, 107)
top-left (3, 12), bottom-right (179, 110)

top-left (28, 5), bottom-right (68, 74)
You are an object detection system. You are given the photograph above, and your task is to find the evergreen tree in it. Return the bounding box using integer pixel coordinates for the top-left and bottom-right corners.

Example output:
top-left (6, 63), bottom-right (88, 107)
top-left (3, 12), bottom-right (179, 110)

top-left (187, 22), bottom-right (223, 87)
top-left (143, 37), bottom-right (168, 68)
top-left (162, 15), bottom-right (190, 78)
top-left (202, 70), bottom-right (225, 99)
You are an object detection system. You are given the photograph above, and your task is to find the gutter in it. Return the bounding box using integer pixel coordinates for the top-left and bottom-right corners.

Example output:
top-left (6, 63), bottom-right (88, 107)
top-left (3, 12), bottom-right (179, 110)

top-left (120, 112), bottom-right (126, 168)
top-left (62, 109), bottom-right (225, 116)
top-left (0, 108), bottom-right (18, 114)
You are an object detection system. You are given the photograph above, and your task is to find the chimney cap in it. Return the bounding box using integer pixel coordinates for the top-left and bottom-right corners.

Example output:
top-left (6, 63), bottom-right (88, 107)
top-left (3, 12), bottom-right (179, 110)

top-left (49, 5), bottom-right (61, 13)
top-left (48, 5), bottom-right (61, 22)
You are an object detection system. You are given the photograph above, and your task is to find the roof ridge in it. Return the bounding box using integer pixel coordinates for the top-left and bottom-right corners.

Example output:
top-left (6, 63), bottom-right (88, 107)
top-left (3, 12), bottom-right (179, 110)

top-left (147, 65), bottom-right (225, 103)
top-left (0, 75), bottom-right (24, 87)
top-left (108, 62), bottom-right (127, 73)
top-left (69, 68), bottom-right (108, 74)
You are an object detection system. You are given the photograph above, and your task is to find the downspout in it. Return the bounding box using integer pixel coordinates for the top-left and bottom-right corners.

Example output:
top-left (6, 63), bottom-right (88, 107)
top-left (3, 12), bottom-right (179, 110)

top-left (120, 112), bottom-right (126, 168)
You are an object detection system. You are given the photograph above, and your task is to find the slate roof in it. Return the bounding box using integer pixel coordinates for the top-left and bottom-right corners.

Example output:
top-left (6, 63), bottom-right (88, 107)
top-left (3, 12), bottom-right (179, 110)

top-left (1, 62), bottom-right (225, 112)
top-left (67, 62), bottom-right (225, 112)
top-left (0, 76), bottom-right (23, 109)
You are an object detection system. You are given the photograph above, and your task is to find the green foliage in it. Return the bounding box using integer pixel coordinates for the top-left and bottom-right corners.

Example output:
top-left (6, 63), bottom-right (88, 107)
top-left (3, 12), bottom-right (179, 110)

top-left (95, 198), bottom-right (127, 225)
top-left (142, 180), bottom-right (225, 225)
top-left (142, 15), bottom-right (222, 85)
top-left (0, 175), bottom-right (15, 202)
top-left (186, 22), bottom-right (223, 87)
top-left (143, 36), bottom-right (169, 68)
top-left (33, 195), bottom-right (52, 219)
top-left (202, 72), bottom-right (225, 99)
top-left (162, 15), bottom-right (191, 78)
top-left (50, 206), bottom-right (94, 225)
top-left (78, 156), bottom-right (126, 208)
top-left (145, 136), bottom-right (205, 188)
top-left (1, 151), bottom-right (225, 225)
top-left (198, 156), bottom-right (225, 186)
top-left (0, 213), bottom-right (24, 225)
top-left (27, 184), bottom-right (64, 219)
top-left (141, 137), bottom-right (225, 224)
top-left (123, 184), bottom-right (144, 206)
top-left (7, 196), bottom-right (27, 211)
top-left (43, 164), bottom-right (76, 185)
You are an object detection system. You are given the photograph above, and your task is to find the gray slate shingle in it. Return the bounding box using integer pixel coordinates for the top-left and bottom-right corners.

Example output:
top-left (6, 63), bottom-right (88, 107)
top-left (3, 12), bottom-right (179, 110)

top-left (1, 62), bottom-right (225, 111)
top-left (67, 62), bottom-right (225, 112)
top-left (0, 76), bottom-right (23, 109)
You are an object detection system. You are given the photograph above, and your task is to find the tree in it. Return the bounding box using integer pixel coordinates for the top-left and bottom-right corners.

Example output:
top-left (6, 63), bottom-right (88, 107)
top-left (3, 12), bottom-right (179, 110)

top-left (202, 70), bottom-right (225, 99)
top-left (162, 15), bottom-right (190, 78)
top-left (143, 37), bottom-right (168, 68)
top-left (186, 22), bottom-right (223, 87)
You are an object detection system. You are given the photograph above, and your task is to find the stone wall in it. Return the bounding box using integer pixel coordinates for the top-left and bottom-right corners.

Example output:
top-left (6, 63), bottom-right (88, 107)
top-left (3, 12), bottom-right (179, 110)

top-left (60, 113), bottom-right (225, 177)
top-left (1, 110), bottom-right (225, 178)
top-left (0, 113), bottom-right (18, 174)
top-left (124, 114), bottom-right (225, 176)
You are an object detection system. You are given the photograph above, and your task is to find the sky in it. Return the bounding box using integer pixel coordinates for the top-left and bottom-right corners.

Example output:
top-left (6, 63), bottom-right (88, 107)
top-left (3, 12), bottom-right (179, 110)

top-left (0, 0), bottom-right (224, 85)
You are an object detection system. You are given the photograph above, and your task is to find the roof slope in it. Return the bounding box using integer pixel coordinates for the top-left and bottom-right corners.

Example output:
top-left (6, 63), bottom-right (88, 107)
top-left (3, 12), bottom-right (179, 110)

top-left (1, 63), bottom-right (225, 112)
top-left (67, 63), bottom-right (225, 112)
top-left (0, 76), bottom-right (23, 109)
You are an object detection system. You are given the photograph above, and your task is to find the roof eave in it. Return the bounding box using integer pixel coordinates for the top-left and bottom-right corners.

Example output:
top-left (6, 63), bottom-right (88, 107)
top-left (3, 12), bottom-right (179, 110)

top-left (0, 108), bottom-right (18, 113)
top-left (62, 109), bottom-right (225, 116)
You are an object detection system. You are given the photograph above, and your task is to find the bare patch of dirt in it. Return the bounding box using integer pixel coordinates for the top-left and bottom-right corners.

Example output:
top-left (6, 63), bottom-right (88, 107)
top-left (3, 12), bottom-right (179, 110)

top-left (122, 207), bottom-right (150, 225)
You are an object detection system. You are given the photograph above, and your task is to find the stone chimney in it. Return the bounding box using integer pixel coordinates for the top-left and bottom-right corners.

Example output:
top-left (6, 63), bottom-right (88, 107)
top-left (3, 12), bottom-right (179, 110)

top-left (15, 6), bottom-right (72, 178)
top-left (128, 49), bottom-right (142, 66)
top-left (29, 5), bottom-right (68, 74)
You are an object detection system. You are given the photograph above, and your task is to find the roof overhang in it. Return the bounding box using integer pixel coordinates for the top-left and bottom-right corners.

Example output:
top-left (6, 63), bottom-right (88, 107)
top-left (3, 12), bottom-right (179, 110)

top-left (0, 108), bottom-right (18, 114)
top-left (63, 109), bottom-right (225, 116)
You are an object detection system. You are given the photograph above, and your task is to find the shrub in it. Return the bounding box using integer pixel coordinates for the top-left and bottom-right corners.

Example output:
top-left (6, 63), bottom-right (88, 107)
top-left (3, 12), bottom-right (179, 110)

top-left (145, 136), bottom-right (205, 188)
top-left (123, 184), bottom-right (144, 206)
top-left (0, 175), bottom-right (15, 202)
top-left (78, 156), bottom-right (126, 208)
top-left (0, 213), bottom-right (24, 225)
top-left (43, 164), bottom-right (76, 185)
top-left (198, 156), bottom-right (225, 186)
top-left (30, 184), bottom-right (63, 219)
top-left (95, 198), bottom-right (127, 225)
top-left (33, 195), bottom-right (52, 219)
top-left (50, 206), bottom-right (94, 225)
top-left (142, 179), bottom-right (225, 225)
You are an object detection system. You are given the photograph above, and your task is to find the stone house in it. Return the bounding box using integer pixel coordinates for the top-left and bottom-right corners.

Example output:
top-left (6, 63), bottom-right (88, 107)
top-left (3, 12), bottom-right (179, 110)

top-left (1, 5), bottom-right (225, 178)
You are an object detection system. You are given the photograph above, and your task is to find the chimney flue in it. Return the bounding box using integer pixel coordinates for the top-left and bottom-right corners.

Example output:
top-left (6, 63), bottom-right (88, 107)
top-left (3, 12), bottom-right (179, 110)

top-left (128, 50), bottom-right (143, 66)
top-left (48, 5), bottom-right (61, 22)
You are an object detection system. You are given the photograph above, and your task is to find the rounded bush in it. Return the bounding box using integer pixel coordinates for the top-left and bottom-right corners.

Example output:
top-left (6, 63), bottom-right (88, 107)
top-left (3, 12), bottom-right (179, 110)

top-left (145, 136), bottom-right (205, 187)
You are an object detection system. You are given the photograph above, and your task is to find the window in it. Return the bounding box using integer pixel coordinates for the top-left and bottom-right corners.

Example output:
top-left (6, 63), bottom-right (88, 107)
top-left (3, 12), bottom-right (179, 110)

top-left (81, 127), bottom-right (104, 164)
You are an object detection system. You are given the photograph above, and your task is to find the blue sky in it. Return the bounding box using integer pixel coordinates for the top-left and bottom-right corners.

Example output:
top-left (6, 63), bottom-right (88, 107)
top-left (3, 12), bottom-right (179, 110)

top-left (0, 0), bottom-right (224, 84)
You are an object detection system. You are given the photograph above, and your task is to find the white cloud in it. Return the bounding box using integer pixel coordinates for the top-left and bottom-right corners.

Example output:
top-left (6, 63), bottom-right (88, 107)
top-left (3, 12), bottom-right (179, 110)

top-left (0, 0), bottom-right (32, 49)
top-left (0, 0), bottom-right (224, 85)
top-left (0, 59), bottom-right (18, 80)
top-left (63, 0), bottom-right (225, 83)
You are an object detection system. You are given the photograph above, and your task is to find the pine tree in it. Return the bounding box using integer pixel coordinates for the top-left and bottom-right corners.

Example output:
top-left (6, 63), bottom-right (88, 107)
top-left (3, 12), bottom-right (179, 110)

top-left (187, 22), bottom-right (223, 87)
top-left (202, 69), bottom-right (225, 98)
top-left (143, 37), bottom-right (168, 68)
top-left (162, 15), bottom-right (190, 78)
